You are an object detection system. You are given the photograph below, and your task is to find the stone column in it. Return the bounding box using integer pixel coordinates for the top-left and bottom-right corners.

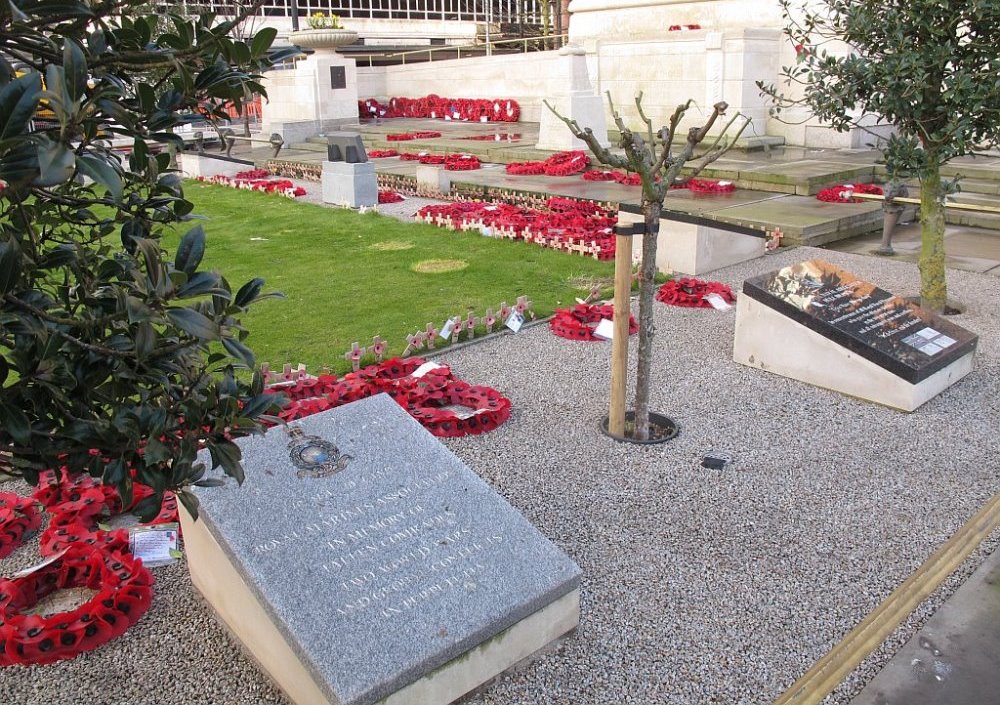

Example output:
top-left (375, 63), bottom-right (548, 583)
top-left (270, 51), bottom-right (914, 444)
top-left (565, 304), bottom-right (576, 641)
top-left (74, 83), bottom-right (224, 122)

top-left (535, 44), bottom-right (609, 152)
top-left (261, 30), bottom-right (361, 143)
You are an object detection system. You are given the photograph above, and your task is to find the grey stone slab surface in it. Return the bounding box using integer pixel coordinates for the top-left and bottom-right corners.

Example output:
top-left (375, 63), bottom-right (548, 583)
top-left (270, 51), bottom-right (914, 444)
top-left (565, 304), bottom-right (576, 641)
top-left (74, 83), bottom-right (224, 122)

top-left (712, 195), bottom-right (884, 243)
top-left (851, 550), bottom-right (1000, 705)
top-left (662, 188), bottom-right (785, 215)
top-left (192, 394), bottom-right (581, 705)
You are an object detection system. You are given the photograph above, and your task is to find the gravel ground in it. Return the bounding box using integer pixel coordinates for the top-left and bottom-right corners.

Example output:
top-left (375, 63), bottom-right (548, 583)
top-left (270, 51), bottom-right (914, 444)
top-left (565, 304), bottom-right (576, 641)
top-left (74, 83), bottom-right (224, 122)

top-left (1, 247), bottom-right (998, 705)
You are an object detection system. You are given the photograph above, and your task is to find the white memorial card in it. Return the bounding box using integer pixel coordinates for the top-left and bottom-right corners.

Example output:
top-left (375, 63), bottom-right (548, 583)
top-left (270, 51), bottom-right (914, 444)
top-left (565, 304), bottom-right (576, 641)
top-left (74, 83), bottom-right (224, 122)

top-left (704, 293), bottom-right (733, 311)
top-left (129, 523), bottom-right (180, 567)
top-left (505, 311), bottom-right (524, 333)
top-left (592, 318), bottom-right (615, 340)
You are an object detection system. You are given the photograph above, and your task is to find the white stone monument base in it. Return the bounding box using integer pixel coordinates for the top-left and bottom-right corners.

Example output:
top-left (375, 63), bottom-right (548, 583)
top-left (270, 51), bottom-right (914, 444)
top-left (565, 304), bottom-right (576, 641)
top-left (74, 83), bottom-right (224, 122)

top-left (658, 220), bottom-right (766, 275)
top-left (322, 160), bottom-right (377, 208)
top-left (732, 295), bottom-right (976, 412)
top-left (536, 94), bottom-right (610, 152)
top-left (617, 211), bottom-right (766, 275)
top-left (415, 165), bottom-right (452, 194)
top-left (180, 508), bottom-right (581, 705)
top-left (180, 153), bottom-right (246, 179)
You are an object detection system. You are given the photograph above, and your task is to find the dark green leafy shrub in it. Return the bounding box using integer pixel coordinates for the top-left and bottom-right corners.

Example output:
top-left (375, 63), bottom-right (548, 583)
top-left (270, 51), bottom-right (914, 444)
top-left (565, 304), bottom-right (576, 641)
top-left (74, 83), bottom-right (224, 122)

top-left (0, 0), bottom-right (299, 518)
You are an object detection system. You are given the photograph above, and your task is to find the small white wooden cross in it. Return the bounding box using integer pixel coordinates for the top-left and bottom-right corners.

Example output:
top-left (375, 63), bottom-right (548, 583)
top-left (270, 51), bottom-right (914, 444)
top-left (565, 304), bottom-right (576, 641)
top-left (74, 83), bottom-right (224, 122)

top-left (402, 332), bottom-right (426, 357)
top-left (463, 310), bottom-right (478, 340)
top-left (514, 295), bottom-right (533, 318)
top-left (425, 322), bottom-right (438, 349)
top-left (499, 301), bottom-right (511, 322)
top-left (344, 342), bottom-right (365, 372)
top-left (483, 308), bottom-right (497, 333)
top-left (370, 335), bottom-right (386, 362)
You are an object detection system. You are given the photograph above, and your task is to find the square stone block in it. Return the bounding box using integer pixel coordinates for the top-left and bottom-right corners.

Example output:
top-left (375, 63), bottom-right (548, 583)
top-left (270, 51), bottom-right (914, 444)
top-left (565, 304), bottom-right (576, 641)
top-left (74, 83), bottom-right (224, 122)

top-left (322, 160), bottom-right (378, 208)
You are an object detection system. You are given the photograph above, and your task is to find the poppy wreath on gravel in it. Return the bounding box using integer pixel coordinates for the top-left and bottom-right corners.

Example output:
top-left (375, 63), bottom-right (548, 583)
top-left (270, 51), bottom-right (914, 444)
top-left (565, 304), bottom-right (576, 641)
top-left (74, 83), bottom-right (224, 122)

top-left (816, 183), bottom-right (883, 203)
top-left (405, 380), bottom-right (512, 438)
top-left (0, 544), bottom-right (153, 666)
top-left (0, 494), bottom-right (42, 560)
top-left (266, 358), bottom-right (511, 438)
top-left (38, 482), bottom-right (178, 558)
top-left (368, 149), bottom-right (400, 158)
top-left (550, 304), bottom-right (639, 341)
top-left (656, 278), bottom-right (736, 308)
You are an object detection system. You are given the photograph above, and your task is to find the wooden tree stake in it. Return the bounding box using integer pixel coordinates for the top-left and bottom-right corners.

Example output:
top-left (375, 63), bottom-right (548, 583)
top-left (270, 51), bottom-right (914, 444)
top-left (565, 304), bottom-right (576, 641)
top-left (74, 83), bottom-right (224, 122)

top-left (609, 225), bottom-right (635, 436)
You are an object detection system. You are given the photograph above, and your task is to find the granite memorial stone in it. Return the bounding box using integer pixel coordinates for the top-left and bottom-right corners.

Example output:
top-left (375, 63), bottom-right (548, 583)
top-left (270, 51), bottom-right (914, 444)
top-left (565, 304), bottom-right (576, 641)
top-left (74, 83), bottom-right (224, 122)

top-left (180, 394), bottom-right (581, 705)
top-left (733, 259), bottom-right (978, 410)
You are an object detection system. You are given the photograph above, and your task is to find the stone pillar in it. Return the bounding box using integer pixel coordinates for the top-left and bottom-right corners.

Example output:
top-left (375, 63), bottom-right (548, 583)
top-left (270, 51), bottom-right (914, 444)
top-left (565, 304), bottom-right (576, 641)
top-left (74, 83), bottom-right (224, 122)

top-left (535, 44), bottom-right (609, 152)
top-left (261, 40), bottom-right (361, 143)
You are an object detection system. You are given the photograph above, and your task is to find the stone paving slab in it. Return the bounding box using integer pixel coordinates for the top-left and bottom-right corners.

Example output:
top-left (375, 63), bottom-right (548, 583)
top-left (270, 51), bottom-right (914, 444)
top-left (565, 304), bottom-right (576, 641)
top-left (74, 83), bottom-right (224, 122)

top-left (710, 195), bottom-right (884, 245)
top-left (851, 550), bottom-right (1000, 705)
top-left (660, 188), bottom-right (786, 215)
top-left (826, 222), bottom-right (1000, 276)
top-left (701, 160), bottom-right (876, 195)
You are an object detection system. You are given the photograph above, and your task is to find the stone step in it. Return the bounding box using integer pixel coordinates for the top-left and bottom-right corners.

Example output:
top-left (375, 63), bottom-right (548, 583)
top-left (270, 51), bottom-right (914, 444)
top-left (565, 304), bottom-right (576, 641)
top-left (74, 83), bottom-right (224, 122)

top-left (886, 177), bottom-right (1000, 197)
top-left (607, 130), bottom-right (786, 153)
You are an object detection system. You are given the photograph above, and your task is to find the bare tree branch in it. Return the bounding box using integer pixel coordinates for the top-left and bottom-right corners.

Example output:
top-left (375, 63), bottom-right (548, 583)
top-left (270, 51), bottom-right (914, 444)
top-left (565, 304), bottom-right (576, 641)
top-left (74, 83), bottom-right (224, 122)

top-left (543, 100), bottom-right (629, 170)
top-left (635, 91), bottom-right (655, 152)
top-left (653, 99), bottom-right (694, 173)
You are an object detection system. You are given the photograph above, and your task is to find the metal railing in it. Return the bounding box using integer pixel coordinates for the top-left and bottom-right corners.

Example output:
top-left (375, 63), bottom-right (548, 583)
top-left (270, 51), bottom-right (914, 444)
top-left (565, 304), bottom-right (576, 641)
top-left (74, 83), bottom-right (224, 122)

top-left (360, 32), bottom-right (568, 66)
top-left (171, 0), bottom-right (546, 24)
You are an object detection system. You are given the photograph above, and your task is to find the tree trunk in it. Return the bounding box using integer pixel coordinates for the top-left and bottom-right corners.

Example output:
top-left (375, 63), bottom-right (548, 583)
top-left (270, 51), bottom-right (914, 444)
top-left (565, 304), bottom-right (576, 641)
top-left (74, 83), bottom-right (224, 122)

top-left (633, 200), bottom-right (660, 441)
top-left (918, 155), bottom-right (947, 312)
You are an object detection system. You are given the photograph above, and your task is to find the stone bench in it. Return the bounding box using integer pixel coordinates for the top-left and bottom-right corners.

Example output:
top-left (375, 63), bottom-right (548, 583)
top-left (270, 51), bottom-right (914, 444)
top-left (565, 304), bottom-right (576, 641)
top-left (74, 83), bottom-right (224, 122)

top-left (194, 128), bottom-right (284, 158)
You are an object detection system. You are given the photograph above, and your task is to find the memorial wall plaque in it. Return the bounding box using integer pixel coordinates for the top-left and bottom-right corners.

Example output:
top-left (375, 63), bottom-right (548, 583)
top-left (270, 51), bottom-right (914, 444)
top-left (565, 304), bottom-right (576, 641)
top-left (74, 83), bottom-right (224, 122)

top-left (330, 65), bottom-right (347, 90)
top-left (184, 394), bottom-right (581, 705)
top-left (741, 259), bottom-right (978, 383)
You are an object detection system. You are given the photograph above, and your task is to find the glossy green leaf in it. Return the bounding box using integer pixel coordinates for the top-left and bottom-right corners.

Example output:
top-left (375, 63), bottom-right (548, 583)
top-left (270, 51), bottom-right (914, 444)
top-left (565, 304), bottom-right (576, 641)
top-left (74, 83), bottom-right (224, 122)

top-left (63, 39), bottom-right (87, 102)
top-left (166, 307), bottom-right (220, 340)
top-left (77, 153), bottom-right (123, 201)
top-left (221, 335), bottom-right (254, 367)
top-left (0, 72), bottom-right (42, 140)
top-left (174, 224), bottom-right (206, 275)
top-left (0, 240), bottom-right (20, 294)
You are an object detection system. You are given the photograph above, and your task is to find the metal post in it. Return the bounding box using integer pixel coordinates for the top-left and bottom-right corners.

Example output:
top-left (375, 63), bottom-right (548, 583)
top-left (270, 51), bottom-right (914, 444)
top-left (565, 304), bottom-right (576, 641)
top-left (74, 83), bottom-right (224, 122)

top-left (608, 223), bottom-right (637, 437)
top-left (290, 0), bottom-right (299, 31)
top-left (486, 1), bottom-right (493, 56)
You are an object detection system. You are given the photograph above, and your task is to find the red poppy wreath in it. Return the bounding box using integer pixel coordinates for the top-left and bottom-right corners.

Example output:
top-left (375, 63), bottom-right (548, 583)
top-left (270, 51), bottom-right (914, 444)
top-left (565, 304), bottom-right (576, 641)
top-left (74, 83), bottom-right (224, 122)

top-left (550, 304), bottom-right (638, 341)
top-left (0, 493), bottom-right (42, 560)
top-left (0, 544), bottom-right (153, 666)
top-left (656, 278), bottom-right (736, 308)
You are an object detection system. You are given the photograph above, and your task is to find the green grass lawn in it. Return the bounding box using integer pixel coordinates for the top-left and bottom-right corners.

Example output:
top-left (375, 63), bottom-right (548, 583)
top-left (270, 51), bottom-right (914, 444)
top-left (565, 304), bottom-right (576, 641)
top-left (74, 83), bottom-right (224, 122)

top-left (171, 182), bottom-right (614, 372)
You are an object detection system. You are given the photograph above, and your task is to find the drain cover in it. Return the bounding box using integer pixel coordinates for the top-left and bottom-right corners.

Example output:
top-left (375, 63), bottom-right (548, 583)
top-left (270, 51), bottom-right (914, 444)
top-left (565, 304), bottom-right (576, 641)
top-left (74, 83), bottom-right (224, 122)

top-left (701, 452), bottom-right (732, 470)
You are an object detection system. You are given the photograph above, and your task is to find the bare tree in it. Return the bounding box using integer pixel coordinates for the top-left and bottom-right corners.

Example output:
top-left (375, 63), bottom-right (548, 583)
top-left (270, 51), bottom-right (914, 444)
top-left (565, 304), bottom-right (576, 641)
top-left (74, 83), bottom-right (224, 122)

top-left (547, 94), bottom-right (750, 440)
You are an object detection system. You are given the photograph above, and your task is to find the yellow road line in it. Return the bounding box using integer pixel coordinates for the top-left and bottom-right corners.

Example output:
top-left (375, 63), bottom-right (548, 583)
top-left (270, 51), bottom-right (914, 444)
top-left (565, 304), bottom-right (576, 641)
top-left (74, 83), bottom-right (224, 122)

top-left (773, 491), bottom-right (1000, 705)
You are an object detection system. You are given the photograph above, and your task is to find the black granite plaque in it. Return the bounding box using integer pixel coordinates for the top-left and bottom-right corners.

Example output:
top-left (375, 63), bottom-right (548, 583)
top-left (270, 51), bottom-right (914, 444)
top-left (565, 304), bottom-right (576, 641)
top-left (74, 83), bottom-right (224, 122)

top-left (330, 65), bottom-right (346, 90)
top-left (742, 259), bottom-right (978, 383)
